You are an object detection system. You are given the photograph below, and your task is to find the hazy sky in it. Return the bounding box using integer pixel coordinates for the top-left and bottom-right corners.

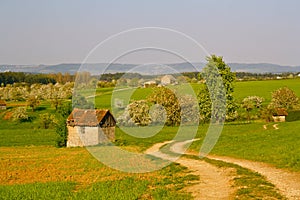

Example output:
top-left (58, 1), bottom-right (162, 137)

top-left (0, 0), bottom-right (299, 65)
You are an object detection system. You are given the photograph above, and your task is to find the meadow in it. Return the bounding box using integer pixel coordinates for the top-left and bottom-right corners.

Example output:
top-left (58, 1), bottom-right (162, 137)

top-left (0, 78), bottom-right (299, 199)
top-left (0, 109), bottom-right (194, 199)
top-left (93, 78), bottom-right (300, 109)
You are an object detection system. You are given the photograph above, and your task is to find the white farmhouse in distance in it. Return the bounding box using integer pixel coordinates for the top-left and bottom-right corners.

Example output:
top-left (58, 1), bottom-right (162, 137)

top-left (161, 75), bottom-right (177, 86)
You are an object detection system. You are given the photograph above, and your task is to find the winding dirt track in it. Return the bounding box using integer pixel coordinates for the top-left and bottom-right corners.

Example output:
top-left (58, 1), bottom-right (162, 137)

top-left (208, 155), bottom-right (300, 200)
top-left (146, 140), bottom-right (300, 200)
top-left (145, 141), bottom-right (236, 200)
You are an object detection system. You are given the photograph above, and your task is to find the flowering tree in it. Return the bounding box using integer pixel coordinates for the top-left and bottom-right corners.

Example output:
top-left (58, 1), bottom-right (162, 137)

top-left (242, 96), bottom-right (264, 121)
top-left (27, 95), bottom-right (40, 112)
top-left (148, 87), bottom-right (181, 126)
top-left (271, 87), bottom-right (299, 110)
top-left (12, 107), bottom-right (29, 122)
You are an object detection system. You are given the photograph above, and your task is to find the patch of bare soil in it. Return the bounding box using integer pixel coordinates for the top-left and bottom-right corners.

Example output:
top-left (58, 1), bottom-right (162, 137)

top-left (145, 141), bottom-right (236, 200)
top-left (208, 155), bottom-right (300, 200)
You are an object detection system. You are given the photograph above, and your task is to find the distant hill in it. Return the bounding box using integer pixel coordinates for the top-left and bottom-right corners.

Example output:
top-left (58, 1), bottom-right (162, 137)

top-left (228, 63), bottom-right (300, 74)
top-left (0, 62), bottom-right (299, 75)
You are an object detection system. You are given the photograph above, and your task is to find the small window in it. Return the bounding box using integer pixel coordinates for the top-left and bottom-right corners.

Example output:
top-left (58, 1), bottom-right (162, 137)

top-left (81, 127), bottom-right (85, 134)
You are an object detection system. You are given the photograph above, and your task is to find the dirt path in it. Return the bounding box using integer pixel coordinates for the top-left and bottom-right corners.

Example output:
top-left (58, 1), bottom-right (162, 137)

top-left (170, 139), bottom-right (300, 199)
top-left (145, 141), bottom-right (236, 200)
top-left (208, 155), bottom-right (300, 200)
top-left (146, 140), bottom-right (300, 199)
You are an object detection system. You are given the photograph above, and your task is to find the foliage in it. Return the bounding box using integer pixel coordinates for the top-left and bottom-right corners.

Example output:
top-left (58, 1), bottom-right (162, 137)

top-left (286, 110), bottom-right (300, 122)
top-left (56, 102), bottom-right (72, 147)
top-left (197, 86), bottom-right (212, 123)
top-left (50, 96), bottom-right (63, 111)
top-left (55, 117), bottom-right (68, 147)
top-left (199, 55), bottom-right (237, 122)
top-left (127, 100), bottom-right (151, 126)
top-left (11, 107), bottom-right (29, 122)
top-left (27, 95), bottom-right (40, 111)
top-left (57, 101), bottom-right (73, 118)
top-left (72, 94), bottom-right (94, 109)
top-left (260, 105), bottom-right (275, 122)
top-left (49, 83), bottom-right (73, 110)
top-left (242, 96), bottom-right (264, 121)
top-left (0, 72), bottom-right (56, 86)
top-left (149, 104), bottom-right (167, 125)
top-left (271, 86), bottom-right (299, 110)
top-left (117, 100), bottom-right (152, 127)
top-left (116, 107), bottom-right (136, 127)
top-left (148, 87), bottom-right (181, 126)
top-left (99, 72), bottom-right (125, 81)
top-left (39, 113), bottom-right (56, 129)
top-left (97, 81), bottom-right (116, 88)
top-left (179, 95), bottom-right (199, 125)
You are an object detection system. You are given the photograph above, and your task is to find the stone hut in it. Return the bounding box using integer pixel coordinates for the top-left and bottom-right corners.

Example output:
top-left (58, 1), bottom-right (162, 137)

top-left (272, 108), bottom-right (288, 122)
top-left (0, 100), bottom-right (6, 110)
top-left (67, 108), bottom-right (116, 147)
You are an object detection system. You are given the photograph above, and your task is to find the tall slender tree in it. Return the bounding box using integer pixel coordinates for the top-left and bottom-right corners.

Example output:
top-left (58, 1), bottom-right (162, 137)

top-left (198, 55), bottom-right (237, 122)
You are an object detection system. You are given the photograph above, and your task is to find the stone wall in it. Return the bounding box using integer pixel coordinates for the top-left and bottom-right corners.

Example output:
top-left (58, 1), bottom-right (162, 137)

top-left (67, 126), bottom-right (115, 147)
top-left (67, 126), bottom-right (99, 147)
top-left (272, 116), bottom-right (286, 122)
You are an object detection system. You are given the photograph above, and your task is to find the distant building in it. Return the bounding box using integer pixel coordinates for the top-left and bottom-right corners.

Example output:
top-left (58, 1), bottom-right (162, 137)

top-left (143, 80), bottom-right (157, 88)
top-left (272, 108), bottom-right (288, 122)
top-left (161, 75), bottom-right (177, 86)
top-left (0, 100), bottom-right (6, 110)
top-left (67, 109), bottom-right (116, 147)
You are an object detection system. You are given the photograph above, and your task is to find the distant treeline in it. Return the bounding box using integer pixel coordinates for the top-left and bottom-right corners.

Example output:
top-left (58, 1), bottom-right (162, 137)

top-left (1, 71), bottom-right (299, 86)
top-left (178, 72), bottom-right (300, 81)
top-left (235, 72), bottom-right (299, 80)
top-left (0, 72), bottom-right (74, 86)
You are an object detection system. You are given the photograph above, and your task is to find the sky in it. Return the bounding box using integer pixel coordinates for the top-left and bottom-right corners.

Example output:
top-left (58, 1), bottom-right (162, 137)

top-left (0, 0), bottom-right (300, 66)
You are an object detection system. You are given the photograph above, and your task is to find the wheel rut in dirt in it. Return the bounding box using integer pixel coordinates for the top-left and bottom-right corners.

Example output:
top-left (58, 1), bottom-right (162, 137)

top-left (208, 155), bottom-right (300, 200)
top-left (146, 139), bottom-right (300, 199)
top-left (145, 141), bottom-right (236, 200)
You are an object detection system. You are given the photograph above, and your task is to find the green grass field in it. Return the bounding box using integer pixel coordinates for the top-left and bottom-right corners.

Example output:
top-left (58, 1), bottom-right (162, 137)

top-left (0, 105), bottom-right (193, 199)
top-left (233, 79), bottom-right (300, 102)
top-left (1, 78), bottom-right (299, 199)
top-left (93, 79), bottom-right (300, 109)
top-left (188, 121), bottom-right (300, 172)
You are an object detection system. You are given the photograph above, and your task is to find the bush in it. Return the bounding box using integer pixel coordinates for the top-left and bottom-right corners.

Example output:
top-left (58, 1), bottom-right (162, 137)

top-left (117, 100), bottom-right (151, 126)
top-left (12, 107), bottom-right (30, 122)
top-left (55, 118), bottom-right (68, 147)
top-left (260, 105), bottom-right (275, 122)
top-left (286, 110), bottom-right (300, 122)
top-left (242, 96), bottom-right (264, 121)
top-left (149, 104), bottom-right (166, 125)
top-left (39, 113), bottom-right (56, 129)
top-left (116, 107), bottom-right (136, 127)
top-left (148, 87), bottom-right (181, 126)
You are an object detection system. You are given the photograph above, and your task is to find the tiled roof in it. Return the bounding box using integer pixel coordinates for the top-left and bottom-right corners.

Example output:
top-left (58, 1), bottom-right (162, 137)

top-left (275, 108), bottom-right (288, 116)
top-left (67, 108), bottom-right (114, 126)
